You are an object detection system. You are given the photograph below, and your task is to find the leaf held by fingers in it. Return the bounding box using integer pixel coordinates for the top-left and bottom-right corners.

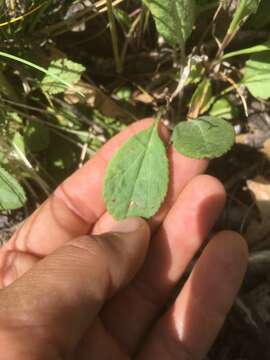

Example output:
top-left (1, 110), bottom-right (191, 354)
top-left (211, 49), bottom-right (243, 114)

top-left (103, 123), bottom-right (169, 220)
top-left (172, 116), bottom-right (235, 159)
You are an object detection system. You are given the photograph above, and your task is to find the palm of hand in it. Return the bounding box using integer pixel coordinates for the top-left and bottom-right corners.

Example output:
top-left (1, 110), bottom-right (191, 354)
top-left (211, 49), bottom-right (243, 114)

top-left (0, 119), bottom-right (247, 359)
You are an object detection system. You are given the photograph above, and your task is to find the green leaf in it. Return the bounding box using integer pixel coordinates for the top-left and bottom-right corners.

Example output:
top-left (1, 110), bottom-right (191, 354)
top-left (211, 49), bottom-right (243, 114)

top-left (41, 59), bottom-right (85, 95)
top-left (243, 52), bottom-right (270, 99)
top-left (113, 8), bottom-right (131, 32)
top-left (144, 0), bottom-right (195, 47)
top-left (210, 97), bottom-right (239, 119)
top-left (172, 116), bottom-right (235, 159)
top-left (223, 41), bottom-right (270, 60)
top-left (228, 0), bottom-right (261, 34)
top-left (7, 112), bottom-right (23, 124)
top-left (104, 123), bottom-right (169, 220)
top-left (12, 132), bottom-right (26, 156)
top-left (0, 166), bottom-right (26, 210)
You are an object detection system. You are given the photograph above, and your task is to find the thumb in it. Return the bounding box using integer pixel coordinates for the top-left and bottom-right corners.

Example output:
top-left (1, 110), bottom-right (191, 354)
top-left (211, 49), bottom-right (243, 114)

top-left (0, 217), bottom-right (150, 359)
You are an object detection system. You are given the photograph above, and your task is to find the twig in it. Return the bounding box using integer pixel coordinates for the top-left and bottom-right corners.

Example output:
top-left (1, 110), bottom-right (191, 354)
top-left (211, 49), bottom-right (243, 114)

top-left (120, 13), bottom-right (141, 68)
top-left (219, 72), bottom-right (248, 117)
top-left (170, 51), bottom-right (192, 103)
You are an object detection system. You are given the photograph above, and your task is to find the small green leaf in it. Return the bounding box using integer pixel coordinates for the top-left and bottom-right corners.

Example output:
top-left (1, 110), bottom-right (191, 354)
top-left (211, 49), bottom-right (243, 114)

top-left (144, 0), bottom-right (195, 47)
top-left (243, 52), bottom-right (270, 99)
top-left (0, 166), bottom-right (26, 210)
top-left (223, 40), bottom-right (270, 60)
top-left (114, 8), bottom-right (131, 32)
top-left (210, 97), bottom-right (239, 119)
top-left (41, 59), bottom-right (85, 95)
top-left (104, 123), bottom-right (169, 220)
top-left (228, 0), bottom-right (261, 35)
top-left (172, 116), bottom-right (235, 159)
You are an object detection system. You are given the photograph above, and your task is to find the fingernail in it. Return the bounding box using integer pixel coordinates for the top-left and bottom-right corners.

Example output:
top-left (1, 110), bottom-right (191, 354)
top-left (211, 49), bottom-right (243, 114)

top-left (112, 217), bottom-right (145, 234)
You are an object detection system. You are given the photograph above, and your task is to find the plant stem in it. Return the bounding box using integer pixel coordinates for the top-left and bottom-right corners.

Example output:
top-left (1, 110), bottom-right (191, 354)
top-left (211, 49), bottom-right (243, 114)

top-left (106, 0), bottom-right (122, 73)
top-left (120, 14), bottom-right (141, 68)
top-left (169, 45), bottom-right (189, 103)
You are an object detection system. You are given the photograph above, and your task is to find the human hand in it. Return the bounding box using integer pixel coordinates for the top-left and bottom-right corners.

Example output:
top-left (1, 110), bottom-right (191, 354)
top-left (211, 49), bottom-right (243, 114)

top-left (0, 119), bottom-right (248, 359)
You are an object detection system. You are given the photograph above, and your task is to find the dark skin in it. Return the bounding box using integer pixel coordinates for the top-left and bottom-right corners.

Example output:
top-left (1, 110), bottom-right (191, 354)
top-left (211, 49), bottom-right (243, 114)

top-left (0, 119), bottom-right (248, 359)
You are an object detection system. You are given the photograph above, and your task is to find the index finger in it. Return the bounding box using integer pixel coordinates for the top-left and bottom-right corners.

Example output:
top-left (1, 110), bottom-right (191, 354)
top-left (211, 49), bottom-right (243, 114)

top-left (0, 119), bottom-right (155, 258)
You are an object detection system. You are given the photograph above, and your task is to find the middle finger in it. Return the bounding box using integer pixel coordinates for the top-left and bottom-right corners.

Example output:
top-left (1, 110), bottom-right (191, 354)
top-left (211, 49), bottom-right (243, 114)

top-left (93, 152), bottom-right (212, 354)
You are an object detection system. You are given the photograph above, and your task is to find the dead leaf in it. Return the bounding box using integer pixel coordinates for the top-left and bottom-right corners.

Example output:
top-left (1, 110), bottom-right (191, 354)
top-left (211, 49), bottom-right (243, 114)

top-left (262, 138), bottom-right (270, 158)
top-left (245, 176), bottom-right (270, 245)
top-left (247, 176), bottom-right (270, 218)
top-left (236, 133), bottom-right (252, 145)
top-left (64, 82), bottom-right (134, 122)
top-left (133, 92), bottom-right (154, 104)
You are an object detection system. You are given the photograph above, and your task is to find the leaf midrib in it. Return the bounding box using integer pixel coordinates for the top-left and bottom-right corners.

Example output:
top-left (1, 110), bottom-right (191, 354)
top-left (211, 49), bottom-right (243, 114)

top-left (194, 121), bottom-right (211, 155)
top-left (125, 124), bottom-right (157, 216)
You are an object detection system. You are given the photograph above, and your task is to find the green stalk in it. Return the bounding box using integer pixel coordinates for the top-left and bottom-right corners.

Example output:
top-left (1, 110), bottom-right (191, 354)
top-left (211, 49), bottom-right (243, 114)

top-left (106, 0), bottom-right (122, 73)
top-left (227, 0), bottom-right (247, 36)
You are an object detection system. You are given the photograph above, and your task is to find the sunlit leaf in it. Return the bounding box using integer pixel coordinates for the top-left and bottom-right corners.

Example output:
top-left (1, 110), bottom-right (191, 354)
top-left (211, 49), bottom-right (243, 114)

top-left (41, 59), bottom-right (85, 95)
top-left (104, 123), bottom-right (169, 220)
top-left (172, 116), bottom-right (235, 159)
